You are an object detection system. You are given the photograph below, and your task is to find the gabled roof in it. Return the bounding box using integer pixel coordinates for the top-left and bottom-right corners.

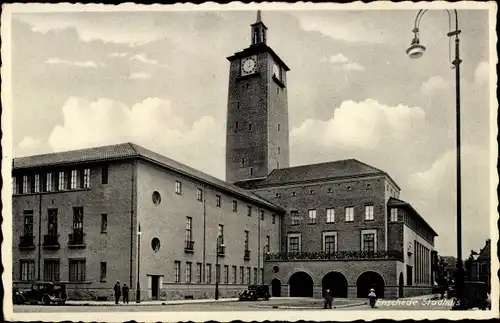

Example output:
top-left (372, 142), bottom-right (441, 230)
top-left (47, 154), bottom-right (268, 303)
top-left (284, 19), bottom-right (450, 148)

top-left (387, 197), bottom-right (438, 237)
top-left (247, 159), bottom-right (398, 188)
top-left (477, 239), bottom-right (491, 261)
top-left (13, 143), bottom-right (284, 213)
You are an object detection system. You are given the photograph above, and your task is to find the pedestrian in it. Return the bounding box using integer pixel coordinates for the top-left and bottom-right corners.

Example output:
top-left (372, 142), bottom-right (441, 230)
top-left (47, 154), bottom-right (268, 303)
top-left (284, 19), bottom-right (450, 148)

top-left (323, 289), bottom-right (333, 309)
top-left (122, 283), bottom-right (130, 304)
top-left (368, 288), bottom-right (377, 308)
top-left (113, 281), bottom-right (121, 305)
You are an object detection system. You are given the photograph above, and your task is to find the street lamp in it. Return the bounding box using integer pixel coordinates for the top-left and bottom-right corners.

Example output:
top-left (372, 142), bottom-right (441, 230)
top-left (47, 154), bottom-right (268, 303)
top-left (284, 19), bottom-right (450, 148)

top-left (406, 9), bottom-right (465, 310)
top-left (136, 224), bottom-right (142, 303)
top-left (215, 235), bottom-right (225, 300)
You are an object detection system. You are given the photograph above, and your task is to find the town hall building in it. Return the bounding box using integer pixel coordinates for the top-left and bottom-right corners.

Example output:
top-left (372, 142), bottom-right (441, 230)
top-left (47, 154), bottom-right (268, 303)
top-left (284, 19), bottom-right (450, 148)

top-left (12, 11), bottom-right (438, 300)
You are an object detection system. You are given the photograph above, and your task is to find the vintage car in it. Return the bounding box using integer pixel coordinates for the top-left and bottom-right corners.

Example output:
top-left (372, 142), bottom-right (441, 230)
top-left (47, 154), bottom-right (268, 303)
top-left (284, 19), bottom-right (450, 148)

top-left (238, 284), bottom-right (271, 301)
top-left (14, 282), bottom-right (67, 305)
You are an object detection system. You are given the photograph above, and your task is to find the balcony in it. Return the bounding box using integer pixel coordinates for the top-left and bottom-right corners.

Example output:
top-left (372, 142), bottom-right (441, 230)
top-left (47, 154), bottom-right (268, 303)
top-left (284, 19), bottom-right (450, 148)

top-left (244, 249), bottom-right (251, 260)
top-left (264, 250), bottom-right (404, 262)
top-left (43, 234), bottom-right (60, 249)
top-left (68, 231), bottom-right (86, 248)
top-left (19, 235), bottom-right (35, 249)
top-left (217, 245), bottom-right (226, 257)
top-left (185, 240), bottom-right (195, 253)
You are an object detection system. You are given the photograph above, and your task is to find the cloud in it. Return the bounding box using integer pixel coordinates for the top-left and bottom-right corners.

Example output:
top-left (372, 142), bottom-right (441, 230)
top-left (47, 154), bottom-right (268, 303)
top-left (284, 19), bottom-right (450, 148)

top-left (46, 58), bottom-right (99, 68)
top-left (291, 99), bottom-right (425, 150)
top-left (343, 62), bottom-right (365, 71)
top-left (14, 137), bottom-right (48, 157)
top-left (108, 52), bottom-right (129, 58)
top-left (47, 97), bottom-right (225, 179)
top-left (128, 72), bottom-right (151, 80)
top-left (474, 61), bottom-right (489, 84)
top-left (328, 54), bottom-right (349, 63)
top-left (130, 53), bottom-right (165, 66)
top-left (420, 76), bottom-right (451, 95)
top-left (326, 53), bottom-right (364, 71)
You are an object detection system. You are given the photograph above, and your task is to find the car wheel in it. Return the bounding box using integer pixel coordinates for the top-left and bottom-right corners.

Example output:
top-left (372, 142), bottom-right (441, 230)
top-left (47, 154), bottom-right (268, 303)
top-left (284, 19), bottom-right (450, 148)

top-left (43, 295), bottom-right (51, 305)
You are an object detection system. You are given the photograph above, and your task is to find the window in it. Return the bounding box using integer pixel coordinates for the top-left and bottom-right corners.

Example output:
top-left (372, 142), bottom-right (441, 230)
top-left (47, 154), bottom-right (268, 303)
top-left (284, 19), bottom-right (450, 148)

top-left (175, 181), bottom-right (182, 194)
top-left (240, 267), bottom-right (244, 284)
top-left (196, 263), bottom-right (202, 283)
top-left (248, 123), bottom-right (252, 131)
top-left (253, 268), bottom-right (258, 284)
top-left (174, 261), bottom-right (181, 283)
top-left (20, 260), bottom-right (35, 281)
top-left (277, 124), bottom-right (280, 131)
top-left (48, 209), bottom-right (58, 236)
top-left (361, 230), bottom-right (377, 252)
top-left (247, 267), bottom-right (251, 284)
top-left (70, 170), bottom-right (78, 189)
top-left (366, 183), bottom-right (372, 190)
top-left (275, 192), bottom-right (280, 198)
top-left (216, 195), bottom-right (221, 207)
top-left (218, 224), bottom-right (224, 245)
top-left (216, 264), bottom-right (221, 283)
top-left (390, 208), bottom-right (398, 222)
top-left (235, 121), bottom-right (239, 131)
top-left (69, 259), bottom-right (86, 282)
top-left (272, 214), bottom-right (276, 224)
top-left (260, 210), bottom-right (265, 220)
top-left (101, 165), bottom-right (108, 184)
top-left (250, 167), bottom-right (254, 176)
top-left (73, 207), bottom-right (84, 231)
top-left (309, 189), bottom-right (315, 195)
top-left (44, 259), bottom-right (60, 282)
top-left (323, 232), bottom-right (337, 254)
top-left (224, 265), bottom-right (229, 284)
top-left (326, 208), bottom-right (335, 223)
top-left (241, 157), bottom-right (245, 166)
top-left (197, 188), bottom-right (203, 201)
top-left (291, 210), bottom-right (300, 225)
top-left (58, 171), bottom-right (66, 190)
top-left (100, 214), bottom-right (107, 233)
top-left (206, 264), bottom-right (212, 283)
top-left (34, 174), bottom-right (40, 193)
top-left (365, 205), bottom-right (374, 221)
top-left (186, 262), bottom-right (192, 283)
top-left (347, 185), bottom-right (352, 191)
top-left (23, 211), bottom-right (34, 237)
top-left (277, 161), bottom-right (280, 169)
top-left (83, 169), bottom-right (90, 188)
top-left (232, 266), bottom-right (237, 284)
top-left (244, 231), bottom-right (249, 250)
top-left (12, 176), bottom-right (18, 194)
top-left (266, 236), bottom-right (270, 253)
top-left (292, 191), bottom-right (296, 197)
top-left (287, 233), bottom-right (301, 253)
top-left (345, 207), bottom-right (354, 222)
top-left (247, 205), bottom-right (252, 217)
top-left (22, 175), bottom-right (30, 194)
top-left (100, 262), bottom-right (106, 282)
top-left (46, 173), bottom-right (53, 192)
top-left (278, 147), bottom-right (280, 155)
top-left (186, 217), bottom-right (193, 242)
top-left (308, 209), bottom-right (317, 224)
top-left (327, 187), bottom-right (333, 193)
top-left (232, 200), bottom-right (238, 212)
top-left (237, 102), bottom-right (240, 109)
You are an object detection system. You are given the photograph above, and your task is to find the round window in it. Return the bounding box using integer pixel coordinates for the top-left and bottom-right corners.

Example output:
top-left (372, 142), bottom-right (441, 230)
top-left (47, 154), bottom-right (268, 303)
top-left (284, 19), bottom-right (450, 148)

top-left (151, 238), bottom-right (161, 252)
top-left (272, 265), bottom-right (280, 273)
top-left (152, 191), bottom-right (161, 206)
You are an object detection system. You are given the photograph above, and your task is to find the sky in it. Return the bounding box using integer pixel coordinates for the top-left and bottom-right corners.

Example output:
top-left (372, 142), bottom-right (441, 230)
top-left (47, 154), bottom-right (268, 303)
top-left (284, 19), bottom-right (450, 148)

top-left (5, 4), bottom-right (495, 257)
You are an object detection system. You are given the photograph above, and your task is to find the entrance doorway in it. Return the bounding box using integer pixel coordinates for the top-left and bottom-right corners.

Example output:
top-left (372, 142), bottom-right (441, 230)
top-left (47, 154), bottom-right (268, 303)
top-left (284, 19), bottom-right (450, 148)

top-left (356, 271), bottom-right (385, 298)
top-left (398, 272), bottom-right (404, 298)
top-left (271, 279), bottom-right (281, 297)
top-left (322, 272), bottom-right (348, 297)
top-left (289, 271), bottom-right (313, 297)
top-left (151, 275), bottom-right (160, 300)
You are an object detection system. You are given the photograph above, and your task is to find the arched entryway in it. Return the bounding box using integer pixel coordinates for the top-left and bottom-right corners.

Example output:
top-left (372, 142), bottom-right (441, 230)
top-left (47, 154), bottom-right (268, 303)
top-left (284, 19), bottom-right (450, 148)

top-left (289, 271), bottom-right (313, 297)
top-left (356, 271), bottom-right (385, 298)
top-left (398, 272), bottom-right (404, 298)
top-left (322, 271), bottom-right (348, 298)
top-left (271, 278), bottom-right (282, 297)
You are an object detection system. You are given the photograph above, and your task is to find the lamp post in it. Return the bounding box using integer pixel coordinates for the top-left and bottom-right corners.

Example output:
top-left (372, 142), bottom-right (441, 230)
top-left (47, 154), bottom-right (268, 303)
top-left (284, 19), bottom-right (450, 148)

top-left (215, 235), bottom-right (225, 300)
top-left (135, 224), bottom-right (142, 303)
top-left (406, 9), bottom-right (465, 310)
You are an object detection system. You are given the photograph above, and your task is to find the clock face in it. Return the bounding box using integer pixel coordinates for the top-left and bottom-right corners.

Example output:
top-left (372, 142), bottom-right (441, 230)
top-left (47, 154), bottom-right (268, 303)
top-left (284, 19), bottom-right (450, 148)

top-left (273, 64), bottom-right (280, 78)
top-left (241, 56), bottom-right (257, 75)
top-left (407, 242), bottom-right (413, 252)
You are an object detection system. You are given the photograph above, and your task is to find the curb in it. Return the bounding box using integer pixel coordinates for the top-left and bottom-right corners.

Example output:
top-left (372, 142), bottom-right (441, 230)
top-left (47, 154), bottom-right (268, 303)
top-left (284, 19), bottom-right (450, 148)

top-left (251, 302), bottom-right (366, 310)
top-left (64, 299), bottom-right (239, 307)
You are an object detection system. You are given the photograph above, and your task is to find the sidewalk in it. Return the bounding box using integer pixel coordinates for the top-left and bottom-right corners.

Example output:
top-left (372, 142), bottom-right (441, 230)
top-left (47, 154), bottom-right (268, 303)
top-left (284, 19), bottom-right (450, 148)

top-left (398, 293), bottom-right (441, 301)
top-left (66, 297), bottom-right (239, 306)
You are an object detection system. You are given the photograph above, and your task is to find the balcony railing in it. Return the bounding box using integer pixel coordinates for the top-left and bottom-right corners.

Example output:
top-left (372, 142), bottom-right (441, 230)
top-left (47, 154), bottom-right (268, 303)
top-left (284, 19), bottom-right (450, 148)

top-left (43, 234), bottom-right (60, 248)
top-left (185, 240), bottom-right (195, 253)
top-left (19, 235), bottom-right (35, 249)
top-left (244, 249), bottom-right (251, 260)
top-left (265, 250), bottom-right (404, 262)
top-left (217, 245), bottom-right (226, 256)
top-left (68, 231), bottom-right (86, 248)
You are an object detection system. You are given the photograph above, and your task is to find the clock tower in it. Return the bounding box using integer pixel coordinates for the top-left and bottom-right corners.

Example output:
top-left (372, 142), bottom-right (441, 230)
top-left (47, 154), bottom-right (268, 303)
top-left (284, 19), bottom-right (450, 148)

top-left (225, 11), bottom-right (290, 184)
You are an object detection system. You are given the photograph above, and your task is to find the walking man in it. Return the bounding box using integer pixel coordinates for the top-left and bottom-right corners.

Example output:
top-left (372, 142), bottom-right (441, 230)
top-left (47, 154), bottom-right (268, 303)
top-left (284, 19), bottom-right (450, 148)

top-left (122, 283), bottom-right (130, 304)
top-left (113, 281), bottom-right (121, 305)
top-left (323, 289), bottom-right (333, 309)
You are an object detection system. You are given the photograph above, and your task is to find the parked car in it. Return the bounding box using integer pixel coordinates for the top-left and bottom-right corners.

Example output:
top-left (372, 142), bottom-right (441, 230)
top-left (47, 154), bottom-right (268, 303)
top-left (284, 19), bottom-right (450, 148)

top-left (238, 285), bottom-right (271, 301)
top-left (14, 282), bottom-right (67, 305)
top-left (464, 281), bottom-right (489, 310)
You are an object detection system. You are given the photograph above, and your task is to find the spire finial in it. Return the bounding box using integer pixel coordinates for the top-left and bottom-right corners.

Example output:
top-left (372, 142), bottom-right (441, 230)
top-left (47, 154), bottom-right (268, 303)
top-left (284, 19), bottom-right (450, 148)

top-left (256, 10), bottom-right (262, 23)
